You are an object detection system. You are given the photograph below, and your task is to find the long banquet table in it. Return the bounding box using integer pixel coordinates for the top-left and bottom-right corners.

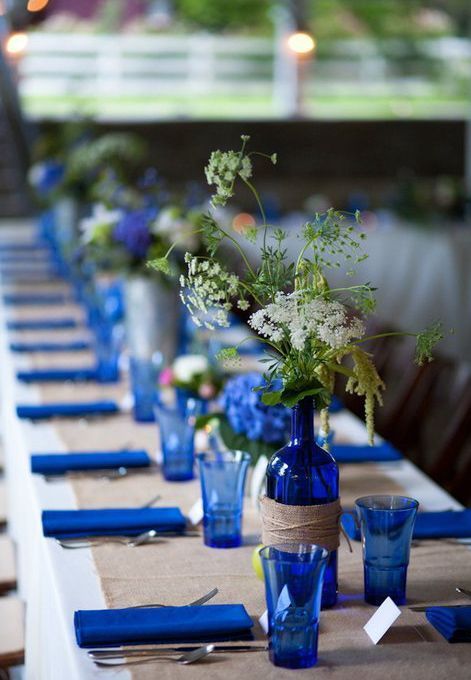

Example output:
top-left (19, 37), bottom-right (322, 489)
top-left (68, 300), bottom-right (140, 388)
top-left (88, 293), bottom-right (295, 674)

top-left (0, 222), bottom-right (470, 680)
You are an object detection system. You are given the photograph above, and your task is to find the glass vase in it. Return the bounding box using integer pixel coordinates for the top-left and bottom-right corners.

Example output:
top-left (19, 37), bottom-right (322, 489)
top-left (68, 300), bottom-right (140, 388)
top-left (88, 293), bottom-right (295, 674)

top-left (266, 398), bottom-right (339, 608)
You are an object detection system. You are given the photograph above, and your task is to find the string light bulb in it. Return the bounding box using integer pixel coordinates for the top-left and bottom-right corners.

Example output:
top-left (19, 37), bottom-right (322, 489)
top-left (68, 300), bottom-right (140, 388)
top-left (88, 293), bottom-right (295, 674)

top-left (287, 31), bottom-right (316, 55)
top-left (5, 33), bottom-right (28, 56)
top-left (27, 0), bottom-right (50, 11)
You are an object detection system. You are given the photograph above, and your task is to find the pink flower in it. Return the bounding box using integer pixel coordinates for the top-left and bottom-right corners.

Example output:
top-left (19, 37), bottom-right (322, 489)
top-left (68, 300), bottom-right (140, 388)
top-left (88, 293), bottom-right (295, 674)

top-left (159, 367), bottom-right (174, 386)
top-left (199, 383), bottom-right (216, 399)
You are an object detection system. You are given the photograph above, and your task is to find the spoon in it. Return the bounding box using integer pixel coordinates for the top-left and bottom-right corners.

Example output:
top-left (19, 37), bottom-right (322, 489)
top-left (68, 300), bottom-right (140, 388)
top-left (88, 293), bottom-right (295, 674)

top-left (93, 644), bottom-right (214, 667)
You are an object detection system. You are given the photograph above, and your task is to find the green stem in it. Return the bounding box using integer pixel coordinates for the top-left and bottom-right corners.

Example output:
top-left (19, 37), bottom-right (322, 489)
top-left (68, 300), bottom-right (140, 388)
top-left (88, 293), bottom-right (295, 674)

top-left (212, 223), bottom-right (257, 279)
top-left (353, 331), bottom-right (417, 346)
top-left (161, 228), bottom-right (205, 261)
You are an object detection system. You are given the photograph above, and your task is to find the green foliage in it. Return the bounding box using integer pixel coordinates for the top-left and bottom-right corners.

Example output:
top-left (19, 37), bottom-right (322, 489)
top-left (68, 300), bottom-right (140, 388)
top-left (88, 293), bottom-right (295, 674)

top-left (176, 0), bottom-right (271, 32)
top-left (196, 413), bottom-right (284, 465)
top-left (415, 322), bottom-right (444, 364)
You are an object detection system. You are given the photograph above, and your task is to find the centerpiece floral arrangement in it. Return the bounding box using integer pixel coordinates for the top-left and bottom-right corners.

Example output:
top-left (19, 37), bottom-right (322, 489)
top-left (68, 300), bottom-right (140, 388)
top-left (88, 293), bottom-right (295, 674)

top-left (151, 135), bottom-right (443, 443)
top-left (79, 172), bottom-right (204, 276)
top-left (159, 354), bottom-right (223, 401)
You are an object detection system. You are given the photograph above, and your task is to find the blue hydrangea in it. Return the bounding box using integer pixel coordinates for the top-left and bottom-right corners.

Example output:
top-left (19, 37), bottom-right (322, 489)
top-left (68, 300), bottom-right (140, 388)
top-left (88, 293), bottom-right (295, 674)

top-left (113, 209), bottom-right (154, 259)
top-left (221, 373), bottom-right (291, 444)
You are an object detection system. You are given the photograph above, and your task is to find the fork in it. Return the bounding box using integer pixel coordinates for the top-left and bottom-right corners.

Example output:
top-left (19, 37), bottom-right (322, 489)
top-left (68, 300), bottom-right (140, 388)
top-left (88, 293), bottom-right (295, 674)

top-left (126, 586), bottom-right (218, 609)
top-left (409, 587), bottom-right (471, 612)
top-left (56, 527), bottom-right (199, 550)
top-left (56, 529), bottom-right (164, 550)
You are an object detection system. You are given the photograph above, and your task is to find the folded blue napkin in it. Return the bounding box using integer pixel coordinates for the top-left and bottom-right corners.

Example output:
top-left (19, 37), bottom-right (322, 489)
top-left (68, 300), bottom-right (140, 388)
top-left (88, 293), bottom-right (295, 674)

top-left (331, 442), bottom-right (402, 463)
top-left (10, 340), bottom-right (91, 352)
top-left (16, 400), bottom-right (119, 420)
top-left (31, 450), bottom-right (151, 476)
top-left (42, 507), bottom-right (187, 539)
top-left (426, 606), bottom-right (471, 643)
top-left (74, 603), bottom-right (254, 648)
top-left (342, 509), bottom-right (471, 541)
top-left (17, 367), bottom-right (98, 383)
top-left (7, 318), bottom-right (78, 330)
top-left (329, 395), bottom-right (343, 413)
top-left (3, 294), bottom-right (68, 305)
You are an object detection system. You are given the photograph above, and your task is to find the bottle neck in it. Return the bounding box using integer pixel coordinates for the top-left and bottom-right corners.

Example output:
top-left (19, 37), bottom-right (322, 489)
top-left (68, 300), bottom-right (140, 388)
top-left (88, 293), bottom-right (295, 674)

top-left (290, 397), bottom-right (315, 446)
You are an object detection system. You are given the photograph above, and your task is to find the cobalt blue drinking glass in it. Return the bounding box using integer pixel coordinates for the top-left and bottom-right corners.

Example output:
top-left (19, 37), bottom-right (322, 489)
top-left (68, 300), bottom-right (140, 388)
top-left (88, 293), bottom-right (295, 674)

top-left (355, 495), bottom-right (419, 606)
top-left (266, 398), bottom-right (339, 608)
top-left (260, 544), bottom-right (329, 669)
top-left (94, 323), bottom-right (123, 383)
top-left (197, 450), bottom-right (250, 548)
top-left (175, 387), bottom-right (208, 419)
top-left (154, 403), bottom-right (195, 481)
top-left (129, 356), bottom-right (159, 422)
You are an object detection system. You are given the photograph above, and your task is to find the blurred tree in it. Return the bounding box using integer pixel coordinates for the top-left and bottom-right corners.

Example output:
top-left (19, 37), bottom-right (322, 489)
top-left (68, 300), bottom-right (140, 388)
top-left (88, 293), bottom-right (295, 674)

top-left (309, 0), bottom-right (456, 40)
top-left (175, 0), bottom-right (271, 31)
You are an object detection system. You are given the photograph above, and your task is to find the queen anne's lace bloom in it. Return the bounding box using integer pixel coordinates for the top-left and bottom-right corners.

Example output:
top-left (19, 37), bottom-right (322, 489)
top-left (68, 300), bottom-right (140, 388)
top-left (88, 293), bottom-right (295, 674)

top-left (180, 254), bottom-right (241, 329)
top-left (205, 150), bottom-right (252, 207)
top-left (248, 292), bottom-right (365, 351)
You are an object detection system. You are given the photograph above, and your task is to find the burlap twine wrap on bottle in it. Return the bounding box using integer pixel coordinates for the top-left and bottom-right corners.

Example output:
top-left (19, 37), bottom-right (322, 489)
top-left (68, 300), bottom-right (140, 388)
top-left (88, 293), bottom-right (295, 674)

top-left (260, 496), bottom-right (342, 551)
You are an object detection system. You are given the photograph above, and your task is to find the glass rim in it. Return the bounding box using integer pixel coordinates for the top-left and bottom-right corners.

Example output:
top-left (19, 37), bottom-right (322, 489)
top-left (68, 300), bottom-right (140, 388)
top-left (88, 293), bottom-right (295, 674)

top-left (259, 543), bottom-right (330, 563)
top-left (196, 450), bottom-right (251, 463)
top-left (355, 494), bottom-right (419, 512)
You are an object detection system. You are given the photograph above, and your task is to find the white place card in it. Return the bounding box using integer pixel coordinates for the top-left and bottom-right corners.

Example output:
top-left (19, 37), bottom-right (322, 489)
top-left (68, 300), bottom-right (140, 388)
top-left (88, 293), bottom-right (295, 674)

top-left (250, 455), bottom-right (268, 507)
top-left (363, 597), bottom-right (401, 644)
top-left (259, 609), bottom-right (269, 634)
top-left (188, 497), bottom-right (204, 526)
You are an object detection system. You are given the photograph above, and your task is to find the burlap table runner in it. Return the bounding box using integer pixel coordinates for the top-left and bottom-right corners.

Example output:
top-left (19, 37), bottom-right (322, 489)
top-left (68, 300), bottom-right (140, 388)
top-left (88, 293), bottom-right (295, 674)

top-left (9, 296), bottom-right (471, 679)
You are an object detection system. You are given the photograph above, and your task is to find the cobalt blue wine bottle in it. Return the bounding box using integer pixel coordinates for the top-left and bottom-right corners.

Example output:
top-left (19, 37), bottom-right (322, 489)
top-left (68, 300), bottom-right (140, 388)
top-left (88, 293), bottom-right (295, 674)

top-left (266, 397), bottom-right (339, 608)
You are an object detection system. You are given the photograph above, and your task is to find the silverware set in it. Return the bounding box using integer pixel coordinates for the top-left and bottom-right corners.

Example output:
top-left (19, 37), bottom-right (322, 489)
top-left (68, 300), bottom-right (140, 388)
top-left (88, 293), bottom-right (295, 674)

top-left (84, 587), bottom-right (266, 667)
top-left (88, 644), bottom-right (267, 667)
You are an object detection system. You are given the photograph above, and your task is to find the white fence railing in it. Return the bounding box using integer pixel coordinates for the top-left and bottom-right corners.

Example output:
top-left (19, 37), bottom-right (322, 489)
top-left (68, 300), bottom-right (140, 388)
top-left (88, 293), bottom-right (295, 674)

top-left (18, 32), bottom-right (471, 117)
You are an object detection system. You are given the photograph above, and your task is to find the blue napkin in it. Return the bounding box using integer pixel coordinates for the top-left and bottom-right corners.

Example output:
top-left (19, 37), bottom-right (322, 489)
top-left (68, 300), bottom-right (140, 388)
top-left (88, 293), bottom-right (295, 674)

top-left (7, 318), bottom-right (78, 330)
top-left (17, 367), bottom-right (98, 383)
top-left (3, 294), bottom-right (68, 305)
top-left (42, 507), bottom-right (187, 539)
top-left (31, 450), bottom-right (151, 476)
top-left (74, 604), bottom-right (254, 648)
top-left (329, 395), bottom-right (343, 413)
top-left (10, 340), bottom-right (91, 352)
top-left (426, 606), bottom-right (471, 643)
top-left (342, 509), bottom-right (471, 541)
top-left (16, 400), bottom-right (119, 420)
top-left (331, 442), bottom-right (402, 463)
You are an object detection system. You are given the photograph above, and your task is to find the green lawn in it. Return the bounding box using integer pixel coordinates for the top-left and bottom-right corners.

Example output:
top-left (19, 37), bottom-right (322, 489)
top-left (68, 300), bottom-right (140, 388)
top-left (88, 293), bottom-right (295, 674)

top-left (22, 92), bottom-right (470, 121)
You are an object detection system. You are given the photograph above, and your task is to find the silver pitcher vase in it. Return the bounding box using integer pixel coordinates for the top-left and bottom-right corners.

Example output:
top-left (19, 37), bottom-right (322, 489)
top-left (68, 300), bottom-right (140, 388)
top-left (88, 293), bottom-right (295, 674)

top-left (124, 275), bottom-right (180, 365)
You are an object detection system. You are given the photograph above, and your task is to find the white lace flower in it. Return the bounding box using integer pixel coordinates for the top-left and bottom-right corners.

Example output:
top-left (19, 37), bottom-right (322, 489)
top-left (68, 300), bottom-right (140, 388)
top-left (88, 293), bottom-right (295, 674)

top-left (180, 254), bottom-right (240, 329)
top-left (248, 292), bottom-right (365, 352)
